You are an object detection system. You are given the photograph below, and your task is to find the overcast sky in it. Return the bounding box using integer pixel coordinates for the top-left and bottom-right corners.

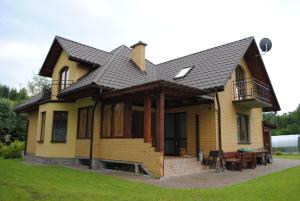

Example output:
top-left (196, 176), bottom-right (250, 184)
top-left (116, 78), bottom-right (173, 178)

top-left (0, 0), bottom-right (299, 113)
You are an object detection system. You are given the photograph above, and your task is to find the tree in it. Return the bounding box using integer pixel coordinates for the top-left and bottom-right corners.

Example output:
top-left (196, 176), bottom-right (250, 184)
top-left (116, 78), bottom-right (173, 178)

top-left (264, 104), bottom-right (300, 136)
top-left (8, 88), bottom-right (18, 101)
top-left (18, 88), bottom-right (28, 101)
top-left (0, 98), bottom-right (16, 141)
top-left (27, 73), bottom-right (51, 96)
top-left (0, 84), bottom-right (10, 98)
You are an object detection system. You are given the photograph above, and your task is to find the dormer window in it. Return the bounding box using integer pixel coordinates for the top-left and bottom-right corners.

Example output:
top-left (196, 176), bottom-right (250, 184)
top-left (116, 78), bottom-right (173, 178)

top-left (59, 66), bottom-right (69, 92)
top-left (174, 65), bottom-right (194, 79)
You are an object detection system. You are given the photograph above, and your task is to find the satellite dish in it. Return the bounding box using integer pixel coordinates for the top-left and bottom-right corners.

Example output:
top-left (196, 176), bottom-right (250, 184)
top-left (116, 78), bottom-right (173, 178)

top-left (259, 38), bottom-right (272, 52)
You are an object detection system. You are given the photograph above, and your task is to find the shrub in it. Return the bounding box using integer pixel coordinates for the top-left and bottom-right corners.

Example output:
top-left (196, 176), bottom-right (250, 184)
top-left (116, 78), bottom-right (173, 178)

top-left (2, 140), bottom-right (24, 159)
top-left (274, 151), bottom-right (283, 155)
top-left (0, 141), bottom-right (7, 156)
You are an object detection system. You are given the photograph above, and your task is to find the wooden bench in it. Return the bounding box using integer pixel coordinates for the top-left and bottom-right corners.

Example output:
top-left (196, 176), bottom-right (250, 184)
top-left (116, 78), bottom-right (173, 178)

top-left (223, 152), bottom-right (256, 171)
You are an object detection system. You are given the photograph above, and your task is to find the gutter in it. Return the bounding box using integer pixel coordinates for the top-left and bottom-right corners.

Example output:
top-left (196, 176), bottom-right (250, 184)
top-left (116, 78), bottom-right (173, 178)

top-left (215, 91), bottom-right (222, 150)
top-left (89, 87), bottom-right (103, 169)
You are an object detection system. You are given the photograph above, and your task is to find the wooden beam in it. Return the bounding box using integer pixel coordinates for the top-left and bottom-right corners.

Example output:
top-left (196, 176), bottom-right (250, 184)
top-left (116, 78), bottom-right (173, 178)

top-left (195, 114), bottom-right (200, 160)
top-left (144, 95), bottom-right (152, 143)
top-left (156, 92), bottom-right (165, 152)
top-left (124, 99), bottom-right (132, 138)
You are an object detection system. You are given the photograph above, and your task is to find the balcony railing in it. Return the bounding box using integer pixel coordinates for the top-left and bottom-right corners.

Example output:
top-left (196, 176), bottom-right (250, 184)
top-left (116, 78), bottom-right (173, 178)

top-left (233, 78), bottom-right (271, 103)
top-left (51, 80), bottom-right (74, 97)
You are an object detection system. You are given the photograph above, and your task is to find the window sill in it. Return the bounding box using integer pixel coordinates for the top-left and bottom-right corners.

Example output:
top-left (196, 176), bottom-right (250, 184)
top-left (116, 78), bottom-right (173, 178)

top-left (77, 138), bottom-right (91, 140)
top-left (100, 136), bottom-right (128, 139)
top-left (238, 142), bottom-right (251, 145)
top-left (50, 140), bottom-right (66, 143)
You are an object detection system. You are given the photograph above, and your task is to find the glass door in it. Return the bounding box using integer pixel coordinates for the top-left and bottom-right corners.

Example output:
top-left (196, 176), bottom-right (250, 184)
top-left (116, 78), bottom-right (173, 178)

top-left (164, 113), bottom-right (187, 156)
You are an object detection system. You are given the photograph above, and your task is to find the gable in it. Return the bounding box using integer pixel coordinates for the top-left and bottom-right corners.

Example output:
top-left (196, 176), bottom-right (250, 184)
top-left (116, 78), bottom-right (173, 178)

top-left (39, 36), bottom-right (111, 77)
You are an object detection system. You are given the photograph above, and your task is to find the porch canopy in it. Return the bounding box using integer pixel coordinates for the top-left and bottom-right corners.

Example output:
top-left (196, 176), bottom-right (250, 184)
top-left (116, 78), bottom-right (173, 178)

top-left (99, 80), bottom-right (214, 152)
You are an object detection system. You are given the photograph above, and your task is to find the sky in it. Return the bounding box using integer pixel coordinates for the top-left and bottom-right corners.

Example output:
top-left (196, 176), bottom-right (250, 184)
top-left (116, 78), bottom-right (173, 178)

top-left (0, 0), bottom-right (299, 113)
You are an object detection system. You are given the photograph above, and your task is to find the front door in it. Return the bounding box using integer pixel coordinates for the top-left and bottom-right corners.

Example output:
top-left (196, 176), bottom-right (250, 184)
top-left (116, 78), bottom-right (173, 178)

top-left (164, 113), bottom-right (187, 156)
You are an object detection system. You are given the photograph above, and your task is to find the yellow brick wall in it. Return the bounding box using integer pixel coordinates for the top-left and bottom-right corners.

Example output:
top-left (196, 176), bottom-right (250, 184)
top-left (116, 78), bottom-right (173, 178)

top-left (51, 51), bottom-right (90, 99)
top-left (74, 97), bottom-right (95, 157)
top-left (90, 102), bottom-right (162, 177)
top-left (26, 110), bottom-right (38, 154)
top-left (216, 58), bottom-right (264, 152)
top-left (35, 102), bottom-right (77, 158)
top-left (166, 104), bottom-right (217, 156)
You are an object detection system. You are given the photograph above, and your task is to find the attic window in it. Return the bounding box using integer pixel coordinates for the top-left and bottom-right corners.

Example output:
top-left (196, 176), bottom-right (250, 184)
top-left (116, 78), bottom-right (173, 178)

top-left (174, 66), bottom-right (194, 79)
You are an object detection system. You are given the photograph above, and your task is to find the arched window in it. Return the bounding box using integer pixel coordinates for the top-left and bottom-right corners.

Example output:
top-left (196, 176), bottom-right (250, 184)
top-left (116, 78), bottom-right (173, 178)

top-left (235, 65), bottom-right (247, 100)
top-left (59, 67), bottom-right (69, 92)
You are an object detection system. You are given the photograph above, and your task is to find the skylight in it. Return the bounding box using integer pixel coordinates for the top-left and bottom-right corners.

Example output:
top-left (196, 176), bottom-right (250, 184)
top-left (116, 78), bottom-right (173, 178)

top-left (174, 66), bottom-right (194, 79)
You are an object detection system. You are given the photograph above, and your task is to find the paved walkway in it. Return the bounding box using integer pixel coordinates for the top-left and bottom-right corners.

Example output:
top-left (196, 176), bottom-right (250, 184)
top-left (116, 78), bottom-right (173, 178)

top-left (98, 158), bottom-right (300, 189)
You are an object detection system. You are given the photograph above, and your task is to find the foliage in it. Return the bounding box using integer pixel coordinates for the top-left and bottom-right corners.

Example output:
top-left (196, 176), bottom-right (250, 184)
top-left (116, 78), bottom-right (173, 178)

top-left (274, 151), bottom-right (283, 155)
top-left (1, 158), bottom-right (300, 201)
top-left (0, 141), bottom-right (6, 156)
top-left (0, 140), bottom-right (24, 159)
top-left (8, 87), bottom-right (18, 101)
top-left (0, 84), bottom-right (28, 142)
top-left (264, 104), bottom-right (300, 136)
top-left (27, 73), bottom-right (51, 96)
top-left (0, 98), bottom-right (16, 140)
top-left (273, 154), bottom-right (300, 160)
top-left (0, 84), bottom-right (10, 98)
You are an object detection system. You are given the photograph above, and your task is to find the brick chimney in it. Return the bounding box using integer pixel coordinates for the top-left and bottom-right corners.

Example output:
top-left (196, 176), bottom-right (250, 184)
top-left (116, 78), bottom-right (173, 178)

top-left (130, 41), bottom-right (147, 71)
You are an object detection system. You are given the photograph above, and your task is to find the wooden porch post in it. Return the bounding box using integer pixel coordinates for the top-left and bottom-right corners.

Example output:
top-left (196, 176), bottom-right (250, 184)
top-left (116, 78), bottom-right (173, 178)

top-left (144, 95), bottom-right (152, 142)
top-left (156, 92), bottom-right (165, 152)
top-left (124, 99), bottom-right (132, 138)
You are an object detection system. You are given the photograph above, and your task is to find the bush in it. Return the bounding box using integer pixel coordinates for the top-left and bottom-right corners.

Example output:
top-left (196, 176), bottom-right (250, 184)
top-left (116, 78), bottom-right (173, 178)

top-left (274, 151), bottom-right (283, 155)
top-left (0, 141), bottom-right (7, 156)
top-left (2, 140), bottom-right (24, 159)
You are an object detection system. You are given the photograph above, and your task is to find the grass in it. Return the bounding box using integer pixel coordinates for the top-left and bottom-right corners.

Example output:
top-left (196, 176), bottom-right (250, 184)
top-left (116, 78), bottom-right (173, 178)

top-left (0, 158), bottom-right (300, 201)
top-left (273, 154), bottom-right (300, 160)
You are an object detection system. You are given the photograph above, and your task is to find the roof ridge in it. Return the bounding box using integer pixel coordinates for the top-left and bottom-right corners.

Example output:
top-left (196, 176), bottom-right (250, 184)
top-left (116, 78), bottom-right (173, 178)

top-left (157, 36), bottom-right (254, 66)
top-left (55, 35), bottom-right (109, 54)
top-left (91, 45), bottom-right (124, 84)
top-left (110, 44), bottom-right (129, 53)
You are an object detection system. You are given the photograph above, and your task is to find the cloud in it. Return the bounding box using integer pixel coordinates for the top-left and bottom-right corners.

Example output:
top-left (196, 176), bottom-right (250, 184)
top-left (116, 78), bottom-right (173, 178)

top-left (0, 40), bottom-right (42, 60)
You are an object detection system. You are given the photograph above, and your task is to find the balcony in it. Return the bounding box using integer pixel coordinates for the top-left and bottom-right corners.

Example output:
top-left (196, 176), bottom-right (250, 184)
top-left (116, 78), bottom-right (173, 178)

top-left (51, 80), bottom-right (74, 98)
top-left (233, 78), bottom-right (272, 108)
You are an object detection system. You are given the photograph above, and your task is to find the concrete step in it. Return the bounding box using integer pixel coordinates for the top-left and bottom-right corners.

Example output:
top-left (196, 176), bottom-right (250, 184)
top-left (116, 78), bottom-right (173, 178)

top-left (164, 157), bottom-right (204, 178)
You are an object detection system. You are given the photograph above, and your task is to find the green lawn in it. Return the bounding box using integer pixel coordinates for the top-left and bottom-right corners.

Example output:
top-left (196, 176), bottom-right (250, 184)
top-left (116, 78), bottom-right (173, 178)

top-left (273, 154), bottom-right (300, 160)
top-left (1, 158), bottom-right (300, 201)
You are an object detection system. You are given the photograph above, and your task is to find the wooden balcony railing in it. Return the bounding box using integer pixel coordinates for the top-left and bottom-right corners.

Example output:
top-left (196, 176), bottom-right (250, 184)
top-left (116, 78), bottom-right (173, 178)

top-left (233, 78), bottom-right (271, 103)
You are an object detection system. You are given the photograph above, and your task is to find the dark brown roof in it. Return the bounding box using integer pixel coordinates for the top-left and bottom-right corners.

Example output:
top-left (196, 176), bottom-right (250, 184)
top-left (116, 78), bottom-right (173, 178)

top-left (15, 89), bottom-right (51, 112)
top-left (157, 37), bottom-right (254, 90)
top-left (18, 36), bottom-right (280, 112)
top-left (39, 36), bottom-right (111, 77)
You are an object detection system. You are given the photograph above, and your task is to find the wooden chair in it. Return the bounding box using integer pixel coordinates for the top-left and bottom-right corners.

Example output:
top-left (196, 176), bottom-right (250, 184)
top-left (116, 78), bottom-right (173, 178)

top-left (223, 152), bottom-right (243, 171)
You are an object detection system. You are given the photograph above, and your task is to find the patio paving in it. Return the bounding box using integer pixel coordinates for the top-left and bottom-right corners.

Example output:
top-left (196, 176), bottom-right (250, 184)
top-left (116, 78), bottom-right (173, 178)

top-left (99, 158), bottom-right (300, 189)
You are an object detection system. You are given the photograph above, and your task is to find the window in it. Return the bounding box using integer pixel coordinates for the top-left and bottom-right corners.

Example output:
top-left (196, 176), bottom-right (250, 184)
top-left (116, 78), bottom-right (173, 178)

top-left (237, 114), bottom-right (250, 143)
top-left (52, 111), bottom-right (68, 142)
top-left (102, 105), bottom-right (112, 137)
top-left (101, 103), bottom-right (124, 137)
top-left (59, 67), bottom-right (69, 92)
top-left (174, 65), bottom-right (194, 79)
top-left (132, 111), bottom-right (144, 138)
top-left (113, 103), bottom-right (124, 137)
top-left (131, 109), bottom-right (156, 139)
top-left (235, 66), bottom-right (247, 100)
top-left (39, 112), bottom-right (46, 142)
top-left (77, 107), bottom-right (93, 139)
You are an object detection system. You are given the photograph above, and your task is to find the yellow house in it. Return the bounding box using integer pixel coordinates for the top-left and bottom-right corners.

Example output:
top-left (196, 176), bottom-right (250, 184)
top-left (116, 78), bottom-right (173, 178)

top-left (16, 36), bottom-right (280, 178)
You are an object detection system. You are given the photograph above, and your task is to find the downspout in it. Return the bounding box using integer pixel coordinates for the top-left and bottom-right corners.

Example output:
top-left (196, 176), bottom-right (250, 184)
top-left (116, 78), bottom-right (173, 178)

top-left (89, 87), bottom-right (102, 169)
top-left (24, 119), bottom-right (29, 155)
top-left (215, 91), bottom-right (222, 150)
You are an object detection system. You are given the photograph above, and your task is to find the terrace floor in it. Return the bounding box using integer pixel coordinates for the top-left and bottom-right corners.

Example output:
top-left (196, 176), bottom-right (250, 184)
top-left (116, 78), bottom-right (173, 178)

top-left (98, 158), bottom-right (300, 189)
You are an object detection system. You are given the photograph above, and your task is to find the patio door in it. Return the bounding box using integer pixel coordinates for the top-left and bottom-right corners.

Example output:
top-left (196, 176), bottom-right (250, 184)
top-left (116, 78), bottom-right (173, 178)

top-left (164, 113), bottom-right (187, 156)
